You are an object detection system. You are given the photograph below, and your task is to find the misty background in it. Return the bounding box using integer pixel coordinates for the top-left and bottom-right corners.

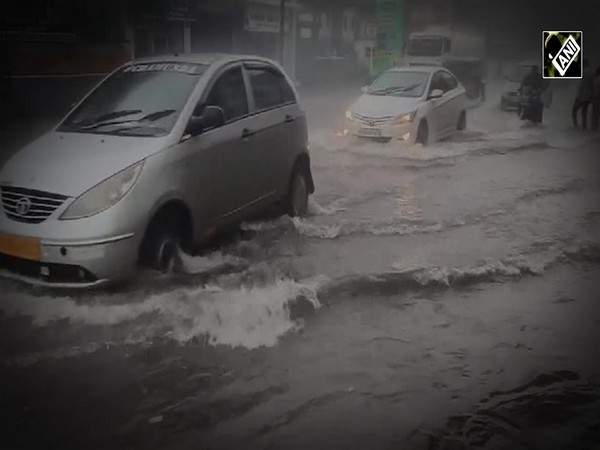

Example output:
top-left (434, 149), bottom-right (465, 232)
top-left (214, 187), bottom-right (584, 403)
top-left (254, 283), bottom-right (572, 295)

top-left (1, 0), bottom-right (598, 120)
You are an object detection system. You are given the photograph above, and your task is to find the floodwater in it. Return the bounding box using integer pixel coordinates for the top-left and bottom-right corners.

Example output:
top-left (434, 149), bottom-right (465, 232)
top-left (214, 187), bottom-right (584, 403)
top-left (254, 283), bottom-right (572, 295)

top-left (1, 82), bottom-right (600, 450)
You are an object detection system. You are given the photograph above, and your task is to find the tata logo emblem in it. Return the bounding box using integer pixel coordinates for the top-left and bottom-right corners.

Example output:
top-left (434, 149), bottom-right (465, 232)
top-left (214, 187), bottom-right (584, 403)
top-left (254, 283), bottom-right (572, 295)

top-left (543, 31), bottom-right (583, 79)
top-left (366, 120), bottom-right (376, 127)
top-left (15, 197), bottom-right (32, 216)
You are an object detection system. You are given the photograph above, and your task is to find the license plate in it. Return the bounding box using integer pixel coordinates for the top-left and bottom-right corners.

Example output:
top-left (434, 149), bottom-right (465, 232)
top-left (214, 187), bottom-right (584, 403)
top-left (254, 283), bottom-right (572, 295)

top-left (358, 127), bottom-right (381, 137)
top-left (0, 233), bottom-right (41, 261)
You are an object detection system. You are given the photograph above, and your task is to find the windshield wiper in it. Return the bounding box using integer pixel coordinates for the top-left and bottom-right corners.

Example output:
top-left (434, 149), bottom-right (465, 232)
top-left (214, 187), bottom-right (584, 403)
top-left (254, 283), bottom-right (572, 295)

top-left (71, 109), bottom-right (143, 128)
top-left (74, 109), bottom-right (176, 131)
top-left (139, 109), bottom-right (176, 122)
top-left (368, 84), bottom-right (421, 95)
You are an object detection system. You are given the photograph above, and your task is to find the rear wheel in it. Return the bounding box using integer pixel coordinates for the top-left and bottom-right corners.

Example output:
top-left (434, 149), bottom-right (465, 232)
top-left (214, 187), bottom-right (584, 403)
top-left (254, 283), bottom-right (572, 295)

top-left (287, 167), bottom-right (309, 217)
top-left (457, 111), bottom-right (467, 131)
top-left (416, 120), bottom-right (429, 146)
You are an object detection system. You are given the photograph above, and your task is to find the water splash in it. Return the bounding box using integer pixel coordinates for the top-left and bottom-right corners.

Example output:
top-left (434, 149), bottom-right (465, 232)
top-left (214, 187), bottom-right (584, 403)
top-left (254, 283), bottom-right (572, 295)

top-left (0, 278), bottom-right (325, 350)
top-left (178, 250), bottom-right (248, 275)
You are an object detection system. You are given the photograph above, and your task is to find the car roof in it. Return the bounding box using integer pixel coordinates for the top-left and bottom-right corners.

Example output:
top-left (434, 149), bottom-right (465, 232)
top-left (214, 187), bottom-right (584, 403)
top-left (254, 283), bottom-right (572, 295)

top-left (387, 65), bottom-right (443, 74)
top-left (131, 53), bottom-right (279, 67)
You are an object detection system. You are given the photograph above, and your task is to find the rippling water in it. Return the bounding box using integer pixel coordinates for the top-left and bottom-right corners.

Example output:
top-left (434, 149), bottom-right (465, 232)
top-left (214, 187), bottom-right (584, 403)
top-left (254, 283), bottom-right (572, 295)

top-left (1, 82), bottom-right (600, 449)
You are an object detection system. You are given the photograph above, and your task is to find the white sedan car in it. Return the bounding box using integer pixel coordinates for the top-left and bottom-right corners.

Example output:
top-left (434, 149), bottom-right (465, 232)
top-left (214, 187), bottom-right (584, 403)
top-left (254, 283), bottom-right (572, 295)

top-left (344, 66), bottom-right (468, 145)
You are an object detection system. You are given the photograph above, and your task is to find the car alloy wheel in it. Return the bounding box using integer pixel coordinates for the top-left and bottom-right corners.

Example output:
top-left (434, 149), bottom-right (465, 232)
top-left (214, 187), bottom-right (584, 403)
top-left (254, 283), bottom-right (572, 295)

top-left (155, 235), bottom-right (181, 273)
top-left (140, 212), bottom-right (188, 274)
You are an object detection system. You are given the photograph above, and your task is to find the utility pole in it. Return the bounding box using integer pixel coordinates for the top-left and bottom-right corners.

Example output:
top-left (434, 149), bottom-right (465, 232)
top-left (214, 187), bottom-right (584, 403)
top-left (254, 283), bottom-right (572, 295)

top-left (279, 0), bottom-right (286, 64)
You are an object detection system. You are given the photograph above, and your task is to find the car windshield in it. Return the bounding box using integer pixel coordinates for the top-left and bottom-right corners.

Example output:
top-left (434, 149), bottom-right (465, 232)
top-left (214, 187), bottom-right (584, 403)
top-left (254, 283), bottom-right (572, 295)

top-left (58, 62), bottom-right (207, 136)
top-left (407, 38), bottom-right (443, 57)
top-left (367, 71), bottom-right (429, 98)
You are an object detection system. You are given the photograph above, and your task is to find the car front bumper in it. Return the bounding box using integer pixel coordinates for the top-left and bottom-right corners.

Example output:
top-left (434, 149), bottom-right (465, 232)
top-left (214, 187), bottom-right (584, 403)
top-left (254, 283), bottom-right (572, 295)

top-left (0, 197), bottom-right (145, 287)
top-left (0, 231), bottom-right (141, 287)
top-left (343, 119), bottom-right (418, 143)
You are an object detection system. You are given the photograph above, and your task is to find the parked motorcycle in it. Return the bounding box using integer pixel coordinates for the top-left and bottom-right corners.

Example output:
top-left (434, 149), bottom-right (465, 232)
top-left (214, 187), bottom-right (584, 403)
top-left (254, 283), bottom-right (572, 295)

top-left (518, 86), bottom-right (544, 124)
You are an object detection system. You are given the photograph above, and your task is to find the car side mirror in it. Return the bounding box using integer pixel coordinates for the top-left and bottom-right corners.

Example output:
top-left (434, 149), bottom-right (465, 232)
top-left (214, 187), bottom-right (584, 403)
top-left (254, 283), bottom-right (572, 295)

top-left (186, 105), bottom-right (225, 136)
top-left (429, 89), bottom-right (443, 99)
top-left (202, 105), bottom-right (226, 130)
top-left (186, 116), bottom-right (204, 136)
top-left (361, 86), bottom-right (369, 94)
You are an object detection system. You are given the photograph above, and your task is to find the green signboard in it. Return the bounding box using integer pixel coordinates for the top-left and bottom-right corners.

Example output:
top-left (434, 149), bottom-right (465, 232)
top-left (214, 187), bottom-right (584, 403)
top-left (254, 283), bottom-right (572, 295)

top-left (374, 0), bottom-right (404, 76)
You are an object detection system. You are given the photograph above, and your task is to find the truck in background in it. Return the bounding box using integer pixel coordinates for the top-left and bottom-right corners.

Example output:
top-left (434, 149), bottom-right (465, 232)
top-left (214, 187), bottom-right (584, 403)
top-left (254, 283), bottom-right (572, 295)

top-left (404, 25), bottom-right (487, 101)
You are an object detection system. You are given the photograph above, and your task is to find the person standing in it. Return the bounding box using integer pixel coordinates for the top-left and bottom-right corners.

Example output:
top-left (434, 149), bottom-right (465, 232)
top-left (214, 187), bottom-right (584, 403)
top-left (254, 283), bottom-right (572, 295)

top-left (572, 59), bottom-right (594, 130)
top-left (592, 66), bottom-right (600, 132)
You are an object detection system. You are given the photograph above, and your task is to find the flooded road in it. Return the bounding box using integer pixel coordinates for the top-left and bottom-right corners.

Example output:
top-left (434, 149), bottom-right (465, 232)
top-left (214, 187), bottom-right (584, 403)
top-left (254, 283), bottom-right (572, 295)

top-left (2, 83), bottom-right (600, 450)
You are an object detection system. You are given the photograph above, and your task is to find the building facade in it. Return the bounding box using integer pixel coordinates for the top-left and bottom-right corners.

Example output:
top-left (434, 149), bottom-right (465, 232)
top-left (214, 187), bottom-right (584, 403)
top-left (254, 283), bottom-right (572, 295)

top-left (1, 0), bottom-right (374, 119)
top-left (1, 0), bottom-right (131, 118)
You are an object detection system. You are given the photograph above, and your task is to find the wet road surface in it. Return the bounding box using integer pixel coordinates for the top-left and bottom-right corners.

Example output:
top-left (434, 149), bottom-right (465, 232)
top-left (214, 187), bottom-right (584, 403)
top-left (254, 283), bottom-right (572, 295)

top-left (1, 82), bottom-right (600, 450)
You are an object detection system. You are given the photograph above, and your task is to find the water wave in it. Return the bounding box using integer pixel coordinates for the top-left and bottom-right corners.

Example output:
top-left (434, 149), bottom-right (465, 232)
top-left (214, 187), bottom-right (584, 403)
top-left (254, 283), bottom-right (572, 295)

top-left (516, 179), bottom-right (584, 202)
top-left (178, 250), bottom-right (248, 275)
top-left (289, 211), bottom-right (505, 240)
top-left (1, 243), bottom-right (598, 353)
top-left (312, 130), bottom-right (553, 162)
top-left (0, 278), bottom-right (324, 351)
top-left (307, 197), bottom-right (348, 216)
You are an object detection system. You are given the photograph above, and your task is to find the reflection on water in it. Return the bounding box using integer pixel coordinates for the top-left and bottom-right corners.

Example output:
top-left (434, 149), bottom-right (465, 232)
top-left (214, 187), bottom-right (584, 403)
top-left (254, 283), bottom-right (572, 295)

top-left (395, 171), bottom-right (423, 221)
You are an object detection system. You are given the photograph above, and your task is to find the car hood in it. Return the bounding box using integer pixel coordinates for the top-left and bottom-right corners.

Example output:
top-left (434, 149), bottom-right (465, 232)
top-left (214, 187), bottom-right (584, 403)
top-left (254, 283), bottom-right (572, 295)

top-left (0, 131), bottom-right (171, 197)
top-left (351, 94), bottom-right (422, 118)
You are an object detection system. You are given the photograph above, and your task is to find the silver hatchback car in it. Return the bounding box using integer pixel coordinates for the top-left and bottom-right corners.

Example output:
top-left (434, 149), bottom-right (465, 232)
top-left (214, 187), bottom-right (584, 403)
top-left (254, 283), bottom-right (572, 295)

top-left (0, 54), bottom-right (314, 287)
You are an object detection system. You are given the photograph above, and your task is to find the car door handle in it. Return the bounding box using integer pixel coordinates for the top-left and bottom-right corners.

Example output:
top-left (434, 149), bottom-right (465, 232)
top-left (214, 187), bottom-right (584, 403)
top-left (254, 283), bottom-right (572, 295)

top-left (242, 128), bottom-right (254, 138)
top-left (284, 114), bottom-right (295, 123)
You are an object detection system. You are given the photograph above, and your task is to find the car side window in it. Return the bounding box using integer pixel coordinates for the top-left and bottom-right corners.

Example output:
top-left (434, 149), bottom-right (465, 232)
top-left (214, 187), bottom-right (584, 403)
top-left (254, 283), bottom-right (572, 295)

top-left (204, 67), bottom-right (248, 123)
top-left (442, 72), bottom-right (458, 91)
top-left (246, 64), bottom-right (296, 111)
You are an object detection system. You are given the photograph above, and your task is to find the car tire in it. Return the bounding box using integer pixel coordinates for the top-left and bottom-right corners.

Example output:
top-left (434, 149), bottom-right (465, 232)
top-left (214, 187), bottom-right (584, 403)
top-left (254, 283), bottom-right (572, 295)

top-left (416, 120), bottom-right (429, 146)
top-left (286, 167), bottom-right (309, 217)
top-left (140, 216), bottom-right (184, 273)
top-left (457, 111), bottom-right (467, 131)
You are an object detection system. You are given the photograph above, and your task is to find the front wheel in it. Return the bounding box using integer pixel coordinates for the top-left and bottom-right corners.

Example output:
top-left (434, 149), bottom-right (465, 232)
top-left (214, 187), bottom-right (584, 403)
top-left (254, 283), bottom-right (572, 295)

top-left (286, 169), bottom-right (309, 217)
top-left (416, 120), bottom-right (429, 146)
top-left (139, 217), bottom-right (185, 273)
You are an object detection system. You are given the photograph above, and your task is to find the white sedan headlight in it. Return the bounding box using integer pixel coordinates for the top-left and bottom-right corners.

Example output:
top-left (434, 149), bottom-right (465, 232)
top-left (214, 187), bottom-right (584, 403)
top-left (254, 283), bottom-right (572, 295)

top-left (345, 110), bottom-right (354, 121)
top-left (394, 110), bottom-right (417, 124)
top-left (61, 161), bottom-right (144, 220)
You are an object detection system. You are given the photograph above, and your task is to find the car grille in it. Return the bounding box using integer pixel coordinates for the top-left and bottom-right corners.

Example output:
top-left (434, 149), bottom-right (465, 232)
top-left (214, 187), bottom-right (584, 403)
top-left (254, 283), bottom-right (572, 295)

top-left (353, 113), bottom-right (396, 127)
top-left (1, 185), bottom-right (69, 224)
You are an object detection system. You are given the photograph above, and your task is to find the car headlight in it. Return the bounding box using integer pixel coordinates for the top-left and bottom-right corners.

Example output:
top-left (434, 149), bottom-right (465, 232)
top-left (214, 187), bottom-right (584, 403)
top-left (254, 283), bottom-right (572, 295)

top-left (60, 161), bottom-right (144, 220)
top-left (345, 110), bottom-right (354, 121)
top-left (394, 111), bottom-right (417, 124)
